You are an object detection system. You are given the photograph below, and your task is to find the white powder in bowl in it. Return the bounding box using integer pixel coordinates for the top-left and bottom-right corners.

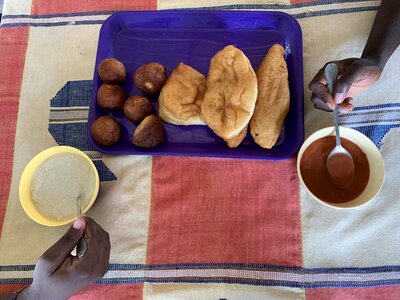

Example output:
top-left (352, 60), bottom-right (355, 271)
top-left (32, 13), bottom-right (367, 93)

top-left (30, 153), bottom-right (96, 222)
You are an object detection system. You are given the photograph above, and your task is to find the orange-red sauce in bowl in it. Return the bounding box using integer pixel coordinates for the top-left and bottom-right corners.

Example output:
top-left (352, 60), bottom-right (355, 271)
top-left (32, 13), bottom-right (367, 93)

top-left (300, 136), bottom-right (370, 204)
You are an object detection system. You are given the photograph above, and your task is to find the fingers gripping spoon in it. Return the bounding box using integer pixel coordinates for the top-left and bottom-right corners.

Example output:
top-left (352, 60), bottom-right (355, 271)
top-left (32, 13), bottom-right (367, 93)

top-left (325, 63), bottom-right (355, 190)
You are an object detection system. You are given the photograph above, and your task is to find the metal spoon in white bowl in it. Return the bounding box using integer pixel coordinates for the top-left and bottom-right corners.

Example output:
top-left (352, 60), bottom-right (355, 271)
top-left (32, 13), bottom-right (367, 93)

top-left (324, 63), bottom-right (355, 189)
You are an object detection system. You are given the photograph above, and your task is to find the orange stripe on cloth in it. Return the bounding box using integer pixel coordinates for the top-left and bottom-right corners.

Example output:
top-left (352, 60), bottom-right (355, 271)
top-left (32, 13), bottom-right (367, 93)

top-left (71, 284), bottom-right (143, 300)
top-left (147, 157), bottom-right (302, 266)
top-left (306, 285), bottom-right (400, 299)
top-left (31, 0), bottom-right (157, 15)
top-left (0, 284), bottom-right (28, 297)
top-left (0, 27), bottom-right (29, 237)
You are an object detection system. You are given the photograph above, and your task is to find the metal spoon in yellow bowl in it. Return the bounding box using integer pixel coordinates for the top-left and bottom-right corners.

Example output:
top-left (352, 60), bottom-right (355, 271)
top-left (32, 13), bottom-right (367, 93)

top-left (76, 195), bottom-right (87, 258)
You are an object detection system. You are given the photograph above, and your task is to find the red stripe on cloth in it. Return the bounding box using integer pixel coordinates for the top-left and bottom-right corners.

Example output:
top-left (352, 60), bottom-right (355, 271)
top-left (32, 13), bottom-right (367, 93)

top-left (291, 0), bottom-right (319, 4)
top-left (0, 284), bottom-right (143, 299)
top-left (306, 285), bottom-right (400, 299)
top-left (0, 27), bottom-right (29, 237)
top-left (0, 284), bottom-right (28, 296)
top-left (147, 157), bottom-right (302, 266)
top-left (31, 0), bottom-right (157, 15)
top-left (71, 284), bottom-right (143, 300)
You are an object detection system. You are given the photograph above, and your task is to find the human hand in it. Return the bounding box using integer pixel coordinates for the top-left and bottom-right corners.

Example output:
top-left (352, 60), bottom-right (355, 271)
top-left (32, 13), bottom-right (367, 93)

top-left (18, 216), bottom-right (110, 300)
top-left (308, 57), bottom-right (382, 113)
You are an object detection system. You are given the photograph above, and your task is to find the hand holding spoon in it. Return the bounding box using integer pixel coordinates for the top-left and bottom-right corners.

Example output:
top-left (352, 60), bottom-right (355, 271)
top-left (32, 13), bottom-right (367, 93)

top-left (325, 63), bottom-right (355, 189)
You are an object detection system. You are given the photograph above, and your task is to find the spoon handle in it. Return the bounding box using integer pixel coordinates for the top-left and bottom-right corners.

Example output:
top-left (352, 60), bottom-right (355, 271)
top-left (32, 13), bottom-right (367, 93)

top-left (333, 107), bottom-right (341, 147)
top-left (76, 196), bottom-right (87, 258)
top-left (324, 63), bottom-right (341, 147)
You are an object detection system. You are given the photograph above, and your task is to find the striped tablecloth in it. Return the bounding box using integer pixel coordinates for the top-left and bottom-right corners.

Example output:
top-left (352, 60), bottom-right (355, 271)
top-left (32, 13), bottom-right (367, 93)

top-left (1, 1), bottom-right (400, 299)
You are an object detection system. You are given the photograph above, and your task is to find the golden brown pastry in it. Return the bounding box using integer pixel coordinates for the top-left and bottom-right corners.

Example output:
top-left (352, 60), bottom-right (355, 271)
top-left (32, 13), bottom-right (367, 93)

top-left (158, 63), bottom-right (206, 125)
top-left (250, 44), bottom-right (290, 149)
top-left (124, 95), bottom-right (152, 123)
top-left (91, 116), bottom-right (121, 146)
top-left (201, 45), bottom-right (257, 140)
top-left (134, 63), bottom-right (167, 95)
top-left (224, 124), bottom-right (248, 148)
top-left (97, 83), bottom-right (126, 110)
top-left (98, 58), bottom-right (126, 84)
top-left (132, 115), bottom-right (165, 148)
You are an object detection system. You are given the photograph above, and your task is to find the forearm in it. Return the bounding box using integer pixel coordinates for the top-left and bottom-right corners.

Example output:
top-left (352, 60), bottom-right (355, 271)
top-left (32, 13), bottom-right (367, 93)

top-left (362, 0), bottom-right (400, 69)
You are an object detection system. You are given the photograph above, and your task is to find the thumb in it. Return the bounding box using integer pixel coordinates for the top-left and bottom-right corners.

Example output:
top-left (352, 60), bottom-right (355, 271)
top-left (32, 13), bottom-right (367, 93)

top-left (333, 62), bottom-right (365, 104)
top-left (39, 218), bottom-right (86, 274)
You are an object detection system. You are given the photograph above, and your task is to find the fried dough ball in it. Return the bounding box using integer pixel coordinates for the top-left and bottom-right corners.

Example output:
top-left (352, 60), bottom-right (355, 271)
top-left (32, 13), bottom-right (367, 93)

top-left (132, 115), bottom-right (165, 148)
top-left (98, 58), bottom-right (126, 83)
top-left (124, 95), bottom-right (152, 123)
top-left (91, 116), bottom-right (121, 146)
top-left (134, 62), bottom-right (167, 95)
top-left (97, 83), bottom-right (126, 110)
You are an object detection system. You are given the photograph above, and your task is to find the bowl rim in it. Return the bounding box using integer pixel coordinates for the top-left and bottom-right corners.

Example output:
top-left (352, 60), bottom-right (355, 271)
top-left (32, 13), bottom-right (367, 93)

top-left (296, 126), bottom-right (385, 209)
top-left (19, 146), bottom-right (100, 226)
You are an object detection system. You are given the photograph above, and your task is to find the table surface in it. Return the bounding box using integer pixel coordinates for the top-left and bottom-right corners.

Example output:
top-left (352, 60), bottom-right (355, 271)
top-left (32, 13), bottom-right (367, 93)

top-left (1, 0), bottom-right (400, 299)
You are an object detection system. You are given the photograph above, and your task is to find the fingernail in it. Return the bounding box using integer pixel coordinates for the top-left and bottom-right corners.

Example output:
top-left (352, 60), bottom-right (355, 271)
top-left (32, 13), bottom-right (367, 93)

top-left (73, 219), bottom-right (83, 229)
top-left (338, 106), bottom-right (351, 114)
top-left (328, 102), bottom-right (335, 110)
top-left (334, 93), bottom-right (345, 104)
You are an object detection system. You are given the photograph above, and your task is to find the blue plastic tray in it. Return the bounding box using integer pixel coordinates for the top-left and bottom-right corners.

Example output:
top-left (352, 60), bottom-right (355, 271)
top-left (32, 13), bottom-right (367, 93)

top-left (88, 10), bottom-right (304, 159)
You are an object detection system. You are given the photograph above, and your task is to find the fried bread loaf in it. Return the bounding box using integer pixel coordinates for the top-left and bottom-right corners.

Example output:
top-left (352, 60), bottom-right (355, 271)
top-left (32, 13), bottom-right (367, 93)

top-left (201, 45), bottom-right (257, 140)
top-left (159, 63), bottom-right (206, 125)
top-left (250, 44), bottom-right (290, 149)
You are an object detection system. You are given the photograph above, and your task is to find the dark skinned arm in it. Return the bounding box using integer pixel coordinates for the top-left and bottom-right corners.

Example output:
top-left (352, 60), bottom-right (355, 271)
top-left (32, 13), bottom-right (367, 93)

top-left (0, 216), bottom-right (110, 300)
top-left (309, 0), bottom-right (400, 112)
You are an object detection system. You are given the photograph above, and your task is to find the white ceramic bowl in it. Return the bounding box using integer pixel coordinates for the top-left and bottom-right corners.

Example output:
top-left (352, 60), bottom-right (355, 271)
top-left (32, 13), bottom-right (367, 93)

top-left (297, 127), bottom-right (385, 209)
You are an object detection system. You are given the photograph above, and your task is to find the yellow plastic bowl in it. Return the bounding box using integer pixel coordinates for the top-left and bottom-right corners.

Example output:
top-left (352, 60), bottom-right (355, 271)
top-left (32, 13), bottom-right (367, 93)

top-left (19, 146), bottom-right (99, 226)
top-left (297, 127), bottom-right (385, 209)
